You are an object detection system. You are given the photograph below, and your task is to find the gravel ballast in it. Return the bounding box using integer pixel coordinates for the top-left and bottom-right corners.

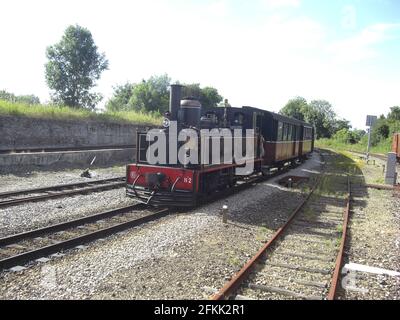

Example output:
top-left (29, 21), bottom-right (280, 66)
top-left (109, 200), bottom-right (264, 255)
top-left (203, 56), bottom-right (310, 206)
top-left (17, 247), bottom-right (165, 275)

top-left (0, 166), bottom-right (125, 193)
top-left (0, 166), bottom-right (130, 238)
top-left (337, 153), bottom-right (400, 300)
top-left (0, 154), bottom-right (322, 299)
top-left (1, 150), bottom-right (397, 300)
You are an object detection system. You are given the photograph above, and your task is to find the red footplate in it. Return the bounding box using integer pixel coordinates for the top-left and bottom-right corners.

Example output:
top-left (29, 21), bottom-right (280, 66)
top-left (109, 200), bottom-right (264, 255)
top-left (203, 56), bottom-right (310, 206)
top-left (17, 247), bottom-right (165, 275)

top-left (126, 164), bottom-right (197, 207)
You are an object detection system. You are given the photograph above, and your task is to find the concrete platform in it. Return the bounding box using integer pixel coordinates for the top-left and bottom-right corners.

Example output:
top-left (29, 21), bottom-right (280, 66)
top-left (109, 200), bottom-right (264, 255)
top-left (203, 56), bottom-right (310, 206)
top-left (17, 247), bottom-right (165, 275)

top-left (0, 148), bottom-right (135, 173)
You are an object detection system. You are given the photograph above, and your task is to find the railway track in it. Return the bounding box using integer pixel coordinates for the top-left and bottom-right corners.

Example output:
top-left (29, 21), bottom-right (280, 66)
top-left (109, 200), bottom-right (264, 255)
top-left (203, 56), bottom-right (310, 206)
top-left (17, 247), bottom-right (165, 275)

top-left (0, 153), bottom-right (314, 270)
top-left (0, 157), bottom-right (310, 272)
top-left (349, 150), bottom-right (387, 162)
top-left (0, 177), bottom-right (126, 208)
top-left (212, 151), bottom-right (353, 300)
top-left (0, 204), bottom-right (169, 271)
top-left (0, 145), bottom-right (136, 154)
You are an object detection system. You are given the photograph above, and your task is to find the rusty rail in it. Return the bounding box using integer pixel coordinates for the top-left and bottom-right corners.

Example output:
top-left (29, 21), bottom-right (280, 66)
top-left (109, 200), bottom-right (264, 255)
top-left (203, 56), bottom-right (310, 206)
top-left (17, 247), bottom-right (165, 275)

top-left (211, 173), bottom-right (323, 300)
top-left (327, 176), bottom-right (351, 300)
top-left (365, 183), bottom-right (400, 191)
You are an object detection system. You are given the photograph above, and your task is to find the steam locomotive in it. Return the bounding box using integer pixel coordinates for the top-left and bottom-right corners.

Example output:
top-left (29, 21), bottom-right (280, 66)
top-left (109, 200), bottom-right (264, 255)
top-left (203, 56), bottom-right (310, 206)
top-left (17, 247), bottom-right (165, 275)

top-left (126, 84), bottom-right (314, 207)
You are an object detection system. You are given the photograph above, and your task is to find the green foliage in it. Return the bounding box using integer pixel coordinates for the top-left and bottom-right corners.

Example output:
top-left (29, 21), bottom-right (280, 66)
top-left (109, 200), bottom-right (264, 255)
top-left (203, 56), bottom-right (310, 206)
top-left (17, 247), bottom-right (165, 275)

top-left (307, 100), bottom-right (336, 138)
top-left (105, 74), bottom-right (223, 113)
top-left (181, 83), bottom-right (223, 109)
top-left (0, 99), bottom-right (161, 125)
top-left (0, 90), bottom-right (40, 105)
top-left (129, 74), bottom-right (171, 113)
top-left (105, 82), bottom-right (134, 112)
top-left (332, 128), bottom-right (353, 144)
top-left (332, 128), bottom-right (363, 144)
top-left (280, 97), bottom-right (307, 121)
top-left (280, 97), bottom-right (339, 138)
top-left (316, 110), bottom-right (400, 155)
top-left (45, 25), bottom-right (109, 109)
top-left (371, 119), bottom-right (389, 144)
top-left (388, 106), bottom-right (400, 121)
top-left (333, 118), bottom-right (351, 132)
top-left (369, 113), bottom-right (400, 147)
top-left (316, 137), bottom-right (392, 154)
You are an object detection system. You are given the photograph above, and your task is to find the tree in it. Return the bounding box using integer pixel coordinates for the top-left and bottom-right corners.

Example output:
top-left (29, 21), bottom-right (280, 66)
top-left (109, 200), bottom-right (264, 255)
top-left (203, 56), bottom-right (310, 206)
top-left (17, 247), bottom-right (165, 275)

top-left (17, 95), bottom-right (41, 105)
top-left (45, 25), bottom-right (108, 109)
top-left (0, 90), bottom-right (15, 102)
top-left (305, 100), bottom-right (337, 139)
top-left (182, 84), bottom-right (222, 109)
top-left (280, 97), bottom-right (308, 121)
top-left (199, 86), bottom-right (223, 109)
top-left (351, 129), bottom-right (366, 143)
top-left (371, 119), bottom-right (390, 145)
top-left (333, 118), bottom-right (351, 133)
top-left (0, 90), bottom-right (40, 104)
top-left (388, 106), bottom-right (400, 121)
top-left (280, 97), bottom-right (339, 138)
top-left (105, 75), bottom-right (224, 113)
top-left (129, 74), bottom-right (171, 113)
top-left (105, 83), bottom-right (134, 112)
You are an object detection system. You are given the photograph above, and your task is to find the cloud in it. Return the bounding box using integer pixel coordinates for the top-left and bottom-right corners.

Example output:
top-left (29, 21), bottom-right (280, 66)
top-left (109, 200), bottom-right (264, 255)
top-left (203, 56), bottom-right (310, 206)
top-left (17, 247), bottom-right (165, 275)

top-left (341, 5), bottom-right (357, 30)
top-left (328, 23), bottom-right (400, 63)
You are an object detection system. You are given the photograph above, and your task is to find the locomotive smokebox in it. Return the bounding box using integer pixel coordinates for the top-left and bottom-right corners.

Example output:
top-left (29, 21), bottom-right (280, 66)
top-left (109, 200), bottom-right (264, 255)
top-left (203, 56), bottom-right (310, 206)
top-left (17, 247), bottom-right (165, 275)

top-left (179, 98), bottom-right (202, 128)
top-left (169, 84), bottom-right (183, 121)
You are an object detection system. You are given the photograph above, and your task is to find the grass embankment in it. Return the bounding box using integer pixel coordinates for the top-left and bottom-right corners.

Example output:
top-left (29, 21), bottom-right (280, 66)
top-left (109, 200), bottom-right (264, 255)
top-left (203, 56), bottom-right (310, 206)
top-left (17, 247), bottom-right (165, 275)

top-left (316, 138), bottom-right (392, 154)
top-left (0, 99), bottom-right (162, 126)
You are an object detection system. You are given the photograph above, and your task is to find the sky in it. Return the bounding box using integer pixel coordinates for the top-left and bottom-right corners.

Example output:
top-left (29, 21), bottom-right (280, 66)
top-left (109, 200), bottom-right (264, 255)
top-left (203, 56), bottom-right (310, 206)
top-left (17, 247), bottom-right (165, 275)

top-left (0, 0), bottom-right (399, 129)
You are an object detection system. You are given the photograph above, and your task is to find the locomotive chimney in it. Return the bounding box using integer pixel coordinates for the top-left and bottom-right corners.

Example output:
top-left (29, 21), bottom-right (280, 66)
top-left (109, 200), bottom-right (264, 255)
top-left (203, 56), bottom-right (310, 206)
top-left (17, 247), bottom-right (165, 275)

top-left (169, 84), bottom-right (183, 121)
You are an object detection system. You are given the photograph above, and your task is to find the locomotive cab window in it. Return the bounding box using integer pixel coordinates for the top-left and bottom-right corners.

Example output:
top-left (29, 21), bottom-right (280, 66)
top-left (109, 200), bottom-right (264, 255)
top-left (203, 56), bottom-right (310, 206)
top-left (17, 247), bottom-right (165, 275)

top-left (138, 133), bottom-right (149, 163)
top-left (203, 112), bottom-right (218, 124)
top-left (233, 112), bottom-right (245, 125)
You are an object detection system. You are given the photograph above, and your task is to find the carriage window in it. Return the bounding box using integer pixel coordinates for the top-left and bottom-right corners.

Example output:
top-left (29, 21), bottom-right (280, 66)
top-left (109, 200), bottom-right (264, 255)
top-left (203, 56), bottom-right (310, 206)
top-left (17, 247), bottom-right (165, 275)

top-left (282, 123), bottom-right (287, 141)
top-left (304, 127), bottom-right (312, 140)
top-left (285, 124), bottom-right (289, 141)
top-left (277, 122), bottom-right (283, 141)
top-left (288, 125), bottom-right (292, 141)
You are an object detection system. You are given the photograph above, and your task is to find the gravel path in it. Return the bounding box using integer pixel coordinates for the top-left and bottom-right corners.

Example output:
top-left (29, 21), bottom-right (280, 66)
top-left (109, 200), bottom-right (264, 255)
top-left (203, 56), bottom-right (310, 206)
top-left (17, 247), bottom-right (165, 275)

top-left (0, 154), bottom-right (322, 299)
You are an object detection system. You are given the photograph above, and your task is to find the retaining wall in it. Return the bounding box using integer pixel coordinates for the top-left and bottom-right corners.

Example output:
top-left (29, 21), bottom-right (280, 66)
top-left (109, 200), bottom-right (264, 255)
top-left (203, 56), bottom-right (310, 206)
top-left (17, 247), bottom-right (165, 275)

top-left (0, 115), bottom-right (151, 172)
top-left (0, 115), bottom-right (148, 151)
